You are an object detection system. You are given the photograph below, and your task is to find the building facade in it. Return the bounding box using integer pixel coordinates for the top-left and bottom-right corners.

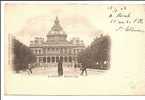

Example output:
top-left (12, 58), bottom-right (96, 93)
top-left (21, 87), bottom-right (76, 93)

top-left (29, 17), bottom-right (85, 67)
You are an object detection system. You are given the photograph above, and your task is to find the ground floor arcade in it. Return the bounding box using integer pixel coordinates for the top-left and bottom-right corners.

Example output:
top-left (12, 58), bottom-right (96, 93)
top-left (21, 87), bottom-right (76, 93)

top-left (35, 55), bottom-right (79, 67)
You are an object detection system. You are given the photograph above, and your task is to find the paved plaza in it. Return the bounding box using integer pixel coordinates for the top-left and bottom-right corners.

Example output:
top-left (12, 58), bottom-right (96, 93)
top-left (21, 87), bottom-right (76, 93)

top-left (20, 66), bottom-right (105, 77)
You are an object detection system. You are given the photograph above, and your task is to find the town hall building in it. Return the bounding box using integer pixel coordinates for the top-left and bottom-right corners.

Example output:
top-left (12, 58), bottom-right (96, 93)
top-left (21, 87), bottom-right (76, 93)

top-left (29, 17), bottom-right (85, 67)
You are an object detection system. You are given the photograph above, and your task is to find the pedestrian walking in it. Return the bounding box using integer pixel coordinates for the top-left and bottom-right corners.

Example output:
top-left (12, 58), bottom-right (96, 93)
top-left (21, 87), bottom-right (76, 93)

top-left (27, 63), bottom-right (32, 74)
top-left (80, 63), bottom-right (87, 76)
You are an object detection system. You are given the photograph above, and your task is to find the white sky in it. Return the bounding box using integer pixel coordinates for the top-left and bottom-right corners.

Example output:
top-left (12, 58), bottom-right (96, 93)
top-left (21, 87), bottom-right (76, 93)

top-left (4, 4), bottom-right (114, 46)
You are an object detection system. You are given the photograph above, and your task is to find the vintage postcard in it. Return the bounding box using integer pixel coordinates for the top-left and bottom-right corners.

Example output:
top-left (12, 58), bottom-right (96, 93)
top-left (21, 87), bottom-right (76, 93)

top-left (2, 1), bottom-right (145, 95)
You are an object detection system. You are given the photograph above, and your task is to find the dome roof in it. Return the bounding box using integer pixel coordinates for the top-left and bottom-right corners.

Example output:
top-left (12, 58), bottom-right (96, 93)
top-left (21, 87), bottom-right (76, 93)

top-left (48, 16), bottom-right (66, 35)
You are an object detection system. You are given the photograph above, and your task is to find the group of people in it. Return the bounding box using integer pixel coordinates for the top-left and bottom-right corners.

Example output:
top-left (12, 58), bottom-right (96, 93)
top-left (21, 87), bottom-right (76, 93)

top-left (27, 61), bottom-right (88, 76)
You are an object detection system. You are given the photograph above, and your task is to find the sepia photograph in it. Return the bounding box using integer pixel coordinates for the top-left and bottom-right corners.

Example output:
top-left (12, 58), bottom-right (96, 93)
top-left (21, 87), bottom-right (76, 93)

top-left (2, 2), bottom-right (145, 95)
top-left (11, 16), bottom-right (111, 77)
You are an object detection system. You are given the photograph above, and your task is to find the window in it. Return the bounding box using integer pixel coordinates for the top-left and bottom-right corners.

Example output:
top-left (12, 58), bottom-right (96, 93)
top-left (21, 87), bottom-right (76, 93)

top-left (38, 57), bottom-right (41, 62)
top-left (69, 56), bottom-right (72, 62)
top-left (39, 57), bottom-right (43, 62)
top-left (35, 50), bottom-right (37, 54)
top-left (56, 57), bottom-right (59, 62)
top-left (52, 57), bottom-right (55, 63)
top-left (77, 49), bottom-right (79, 53)
top-left (56, 48), bottom-right (59, 51)
top-left (39, 50), bottom-right (41, 54)
top-left (64, 56), bottom-right (67, 62)
top-left (69, 49), bottom-right (71, 54)
top-left (43, 57), bottom-right (46, 63)
top-left (64, 48), bottom-right (67, 54)
top-left (43, 48), bottom-right (46, 54)
top-left (60, 48), bottom-right (63, 53)
top-left (47, 48), bottom-right (50, 51)
top-left (73, 57), bottom-right (76, 62)
top-left (47, 57), bottom-right (50, 63)
top-left (73, 49), bottom-right (76, 54)
top-left (76, 40), bottom-right (79, 44)
top-left (60, 56), bottom-right (63, 62)
top-left (52, 48), bottom-right (55, 51)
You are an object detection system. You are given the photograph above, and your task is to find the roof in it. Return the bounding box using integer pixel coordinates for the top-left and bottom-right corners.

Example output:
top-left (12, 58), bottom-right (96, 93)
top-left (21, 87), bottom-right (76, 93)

top-left (30, 41), bottom-right (84, 48)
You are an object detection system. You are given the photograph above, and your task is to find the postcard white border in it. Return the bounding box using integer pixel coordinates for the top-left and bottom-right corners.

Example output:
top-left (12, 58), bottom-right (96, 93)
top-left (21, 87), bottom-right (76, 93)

top-left (1, 1), bottom-right (145, 100)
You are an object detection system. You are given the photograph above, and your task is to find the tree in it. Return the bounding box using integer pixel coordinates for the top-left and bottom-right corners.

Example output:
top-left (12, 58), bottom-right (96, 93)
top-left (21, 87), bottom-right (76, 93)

top-left (78, 34), bottom-right (111, 70)
top-left (12, 37), bottom-right (36, 72)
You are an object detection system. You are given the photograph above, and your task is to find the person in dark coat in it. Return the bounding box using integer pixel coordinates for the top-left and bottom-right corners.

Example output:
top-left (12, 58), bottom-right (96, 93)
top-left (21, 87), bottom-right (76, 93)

top-left (74, 63), bottom-right (77, 68)
top-left (27, 64), bottom-right (32, 74)
top-left (58, 59), bottom-right (63, 76)
top-left (80, 63), bottom-right (87, 76)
